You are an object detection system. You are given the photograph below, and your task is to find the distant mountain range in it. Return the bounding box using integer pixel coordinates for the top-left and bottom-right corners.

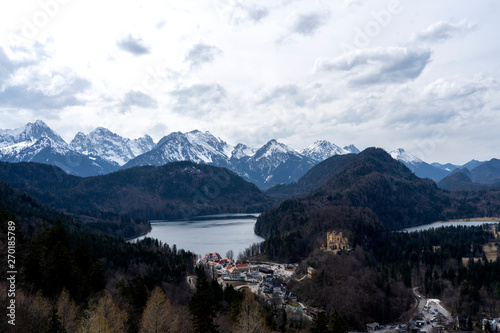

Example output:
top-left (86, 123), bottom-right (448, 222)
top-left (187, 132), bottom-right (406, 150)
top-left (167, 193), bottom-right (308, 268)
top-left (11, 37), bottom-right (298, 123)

top-left (0, 121), bottom-right (359, 189)
top-left (2, 120), bottom-right (498, 189)
top-left (0, 120), bottom-right (117, 177)
top-left (389, 148), bottom-right (487, 182)
top-left (437, 159), bottom-right (500, 191)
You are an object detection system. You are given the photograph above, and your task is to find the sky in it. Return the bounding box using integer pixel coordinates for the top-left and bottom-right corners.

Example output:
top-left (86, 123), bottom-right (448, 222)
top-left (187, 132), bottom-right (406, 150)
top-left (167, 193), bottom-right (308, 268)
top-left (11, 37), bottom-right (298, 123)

top-left (0, 0), bottom-right (499, 165)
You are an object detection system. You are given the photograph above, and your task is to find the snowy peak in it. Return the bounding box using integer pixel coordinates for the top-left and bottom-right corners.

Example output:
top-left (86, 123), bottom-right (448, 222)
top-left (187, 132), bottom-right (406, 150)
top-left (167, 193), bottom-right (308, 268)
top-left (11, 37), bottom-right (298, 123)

top-left (390, 148), bottom-right (450, 182)
top-left (231, 143), bottom-right (256, 160)
top-left (185, 130), bottom-right (233, 159)
top-left (0, 121), bottom-right (118, 176)
top-left (130, 134), bottom-right (155, 157)
top-left (390, 148), bottom-right (423, 166)
top-left (70, 127), bottom-right (155, 165)
top-left (254, 139), bottom-right (297, 160)
top-left (343, 144), bottom-right (360, 154)
top-left (0, 120), bottom-right (66, 148)
top-left (300, 140), bottom-right (349, 163)
top-left (147, 130), bottom-right (232, 165)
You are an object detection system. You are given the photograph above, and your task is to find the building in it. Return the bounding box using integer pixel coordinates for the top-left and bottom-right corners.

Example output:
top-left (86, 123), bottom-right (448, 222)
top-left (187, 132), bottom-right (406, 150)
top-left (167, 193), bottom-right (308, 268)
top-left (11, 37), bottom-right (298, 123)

top-left (325, 231), bottom-right (349, 254)
top-left (204, 253), bottom-right (222, 262)
top-left (307, 266), bottom-right (316, 278)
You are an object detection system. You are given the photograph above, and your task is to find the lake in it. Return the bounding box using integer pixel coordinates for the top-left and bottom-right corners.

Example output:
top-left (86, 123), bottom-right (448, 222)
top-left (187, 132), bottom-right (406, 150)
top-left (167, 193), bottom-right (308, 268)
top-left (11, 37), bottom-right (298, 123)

top-left (131, 213), bottom-right (264, 257)
top-left (400, 220), bottom-right (499, 233)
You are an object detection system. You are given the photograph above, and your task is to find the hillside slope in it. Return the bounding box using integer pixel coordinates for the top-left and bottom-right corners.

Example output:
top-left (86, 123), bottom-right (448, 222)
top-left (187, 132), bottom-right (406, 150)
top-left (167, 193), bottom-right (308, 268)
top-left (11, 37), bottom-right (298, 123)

top-left (255, 148), bottom-right (469, 260)
top-left (0, 161), bottom-right (274, 222)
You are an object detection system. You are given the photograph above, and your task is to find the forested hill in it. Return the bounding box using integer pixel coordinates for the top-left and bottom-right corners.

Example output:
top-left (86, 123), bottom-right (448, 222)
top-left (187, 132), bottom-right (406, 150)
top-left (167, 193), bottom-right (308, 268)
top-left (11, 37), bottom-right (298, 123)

top-left (0, 161), bottom-right (274, 228)
top-left (265, 152), bottom-right (359, 200)
top-left (255, 148), bottom-right (490, 260)
top-left (0, 176), bottom-right (197, 333)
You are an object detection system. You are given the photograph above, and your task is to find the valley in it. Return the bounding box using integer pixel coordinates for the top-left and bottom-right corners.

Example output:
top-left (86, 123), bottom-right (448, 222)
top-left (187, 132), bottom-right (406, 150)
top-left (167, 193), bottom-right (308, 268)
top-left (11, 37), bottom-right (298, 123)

top-left (1, 128), bottom-right (500, 332)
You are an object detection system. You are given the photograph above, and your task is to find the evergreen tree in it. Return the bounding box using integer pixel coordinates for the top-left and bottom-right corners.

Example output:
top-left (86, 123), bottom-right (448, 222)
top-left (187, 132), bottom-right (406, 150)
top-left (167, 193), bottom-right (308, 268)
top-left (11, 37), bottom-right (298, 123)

top-left (45, 307), bottom-right (66, 333)
top-left (189, 277), bottom-right (219, 333)
top-left (310, 312), bottom-right (329, 333)
top-left (330, 311), bottom-right (349, 333)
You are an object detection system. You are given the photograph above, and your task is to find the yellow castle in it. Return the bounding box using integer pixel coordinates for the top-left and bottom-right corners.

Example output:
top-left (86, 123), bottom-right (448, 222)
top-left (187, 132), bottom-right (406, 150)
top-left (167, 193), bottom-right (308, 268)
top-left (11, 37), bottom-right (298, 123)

top-left (324, 231), bottom-right (349, 254)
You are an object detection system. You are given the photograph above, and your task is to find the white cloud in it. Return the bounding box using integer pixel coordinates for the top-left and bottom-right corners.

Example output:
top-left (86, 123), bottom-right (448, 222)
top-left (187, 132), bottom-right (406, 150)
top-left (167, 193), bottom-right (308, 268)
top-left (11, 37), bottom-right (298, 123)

top-left (315, 47), bottom-right (431, 86)
top-left (410, 20), bottom-right (477, 43)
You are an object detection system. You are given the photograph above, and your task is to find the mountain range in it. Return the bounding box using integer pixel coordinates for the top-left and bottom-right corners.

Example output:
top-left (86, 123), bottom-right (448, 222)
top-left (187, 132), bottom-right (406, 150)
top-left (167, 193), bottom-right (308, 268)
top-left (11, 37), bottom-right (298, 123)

top-left (437, 158), bottom-right (500, 191)
top-left (0, 121), bottom-right (359, 189)
top-left (2, 121), bottom-right (498, 190)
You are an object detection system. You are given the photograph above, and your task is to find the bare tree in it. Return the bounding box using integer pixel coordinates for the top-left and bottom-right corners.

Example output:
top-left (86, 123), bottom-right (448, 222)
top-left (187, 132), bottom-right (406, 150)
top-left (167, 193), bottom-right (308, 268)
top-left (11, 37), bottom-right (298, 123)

top-left (233, 289), bottom-right (268, 333)
top-left (140, 286), bottom-right (177, 333)
top-left (80, 291), bottom-right (128, 333)
top-left (226, 249), bottom-right (234, 260)
top-left (57, 288), bottom-right (78, 333)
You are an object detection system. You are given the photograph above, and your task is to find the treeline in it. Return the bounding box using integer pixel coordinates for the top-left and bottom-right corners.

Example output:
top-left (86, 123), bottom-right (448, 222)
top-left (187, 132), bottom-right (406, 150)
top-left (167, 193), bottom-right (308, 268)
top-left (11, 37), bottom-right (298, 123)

top-left (370, 225), bottom-right (500, 317)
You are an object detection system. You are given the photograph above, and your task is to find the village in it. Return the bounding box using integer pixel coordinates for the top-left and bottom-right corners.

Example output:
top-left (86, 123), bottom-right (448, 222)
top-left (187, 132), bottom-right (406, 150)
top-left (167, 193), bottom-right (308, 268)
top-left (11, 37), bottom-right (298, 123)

top-left (192, 229), bottom-right (354, 321)
top-left (194, 252), bottom-right (308, 317)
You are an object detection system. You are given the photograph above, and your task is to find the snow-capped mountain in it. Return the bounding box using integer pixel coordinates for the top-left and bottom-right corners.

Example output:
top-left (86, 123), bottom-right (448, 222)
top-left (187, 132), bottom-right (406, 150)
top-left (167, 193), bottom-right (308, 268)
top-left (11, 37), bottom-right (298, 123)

top-left (123, 130), bottom-right (233, 169)
top-left (0, 120), bottom-right (66, 148)
top-left (343, 144), bottom-right (360, 154)
top-left (1, 121), bottom-right (361, 187)
top-left (0, 121), bottom-right (118, 176)
top-left (124, 136), bottom-right (321, 188)
top-left (70, 127), bottom-right (155, 166)
top-left (230, 143), bottom-right (256, 160)
top-left (390, 148), bottom-right (449, 181)
top-left (300, 140), bottom-right (352, 163)
top-left (227, 139), bottom-right (316, 188)
top-left (390, 148), bottom-right (423, 166)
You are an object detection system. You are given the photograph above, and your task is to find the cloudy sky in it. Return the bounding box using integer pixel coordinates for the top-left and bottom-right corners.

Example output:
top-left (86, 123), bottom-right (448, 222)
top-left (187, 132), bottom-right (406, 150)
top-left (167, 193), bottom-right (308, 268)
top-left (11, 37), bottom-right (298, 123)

top-left (0, 0), bottom-right (499, 164)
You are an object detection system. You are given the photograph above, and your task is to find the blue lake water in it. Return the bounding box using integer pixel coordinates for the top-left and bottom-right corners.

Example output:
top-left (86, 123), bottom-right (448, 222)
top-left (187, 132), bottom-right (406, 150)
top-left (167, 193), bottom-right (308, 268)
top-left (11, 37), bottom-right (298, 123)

top-left (400, 220), bottom-right (499, 233)
top-left (131, 213), bottom-right (264, 257)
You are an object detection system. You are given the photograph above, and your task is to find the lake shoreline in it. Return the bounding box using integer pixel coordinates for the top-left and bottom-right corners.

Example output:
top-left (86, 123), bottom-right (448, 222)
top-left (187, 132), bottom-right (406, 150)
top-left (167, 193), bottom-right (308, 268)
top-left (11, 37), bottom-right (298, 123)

top-left (400, 218), bottom-right (500, 233)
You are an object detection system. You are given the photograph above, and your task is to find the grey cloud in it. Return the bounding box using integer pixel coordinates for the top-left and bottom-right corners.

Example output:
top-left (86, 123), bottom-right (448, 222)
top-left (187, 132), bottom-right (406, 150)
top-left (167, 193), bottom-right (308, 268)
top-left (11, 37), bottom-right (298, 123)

top-left (0, 48), bottom-right (18, 86)
top-left (0, 77), bottom-right (90, 110)
top-left (258, 84), bottom-right (306, 107)
top-left (117, 34), bottom-right (150, 56)
top-left (291, 11), bottom-right (329, 36)
top-left (120, 90), bottom-right (158, 113)
top-left (170, 83), bottom-right (226, 115)
top-left (0, 47), bottom-right (38, 86)
top-left (315, 47), bottom-right (431, 86)
top-left (258, 83), bottom-right (334, 108)
top-left (246, 6), bottom-right (269, 22)
top-left (410, 20), bottom-right (477, 43)
top-left (185, 43), bottom-right (222, 69)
